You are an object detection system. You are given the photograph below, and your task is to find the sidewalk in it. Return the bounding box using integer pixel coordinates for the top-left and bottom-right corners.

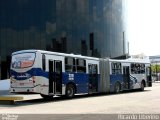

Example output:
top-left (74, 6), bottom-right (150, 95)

top-left (0, 79), bottom-right (10, 90)
top-left (0, 79), bottom-right (10, 95)
top-left (153, 81), bottom-right (160, 83)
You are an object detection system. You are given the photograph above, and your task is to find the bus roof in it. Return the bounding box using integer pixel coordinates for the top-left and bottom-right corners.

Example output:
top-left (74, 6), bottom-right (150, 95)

top-left (12, 49), bottom-right (150, 64)
top-left (109, 58), bottom-right (150, 64)
top-left (12, 49), bottom-right (99, 61)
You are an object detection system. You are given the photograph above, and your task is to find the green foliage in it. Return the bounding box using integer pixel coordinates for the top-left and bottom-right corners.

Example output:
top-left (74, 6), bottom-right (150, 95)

top-left (151, 64), bottom-right (160, 73)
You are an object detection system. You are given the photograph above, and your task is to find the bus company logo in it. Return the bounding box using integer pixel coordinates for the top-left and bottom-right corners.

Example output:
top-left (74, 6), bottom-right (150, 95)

top-left (17, 73), bottom-right (31, 79)
top-left (69, 74), bottom-right (74, 80)
top-left (1, 114), bottom-right (19, 120)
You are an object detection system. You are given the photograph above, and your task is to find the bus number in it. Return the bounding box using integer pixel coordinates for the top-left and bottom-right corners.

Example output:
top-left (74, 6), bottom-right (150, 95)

top-left (69, 74), bottom-right (74, 81)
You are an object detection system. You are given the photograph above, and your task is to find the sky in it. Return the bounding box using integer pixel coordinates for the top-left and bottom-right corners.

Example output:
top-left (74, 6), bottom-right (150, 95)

top-left (127, 0), bottom-right (160, 56)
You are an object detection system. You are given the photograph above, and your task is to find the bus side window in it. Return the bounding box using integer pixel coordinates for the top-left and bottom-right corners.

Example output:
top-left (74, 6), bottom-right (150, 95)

top-left (76, 59), bottom-right (86, 73)
top-left (65, 57), bottom-right (76, 72)
top-left (131, 63), bottom-right (145, 74)
top-left (42, 54), bottom-right (46, 71)
top-left (111, 62), bottom-right (122, 74)
top-left (131, 63), bottom-right (135, 74)
top-left (140, 64), bottom-right (145, 74)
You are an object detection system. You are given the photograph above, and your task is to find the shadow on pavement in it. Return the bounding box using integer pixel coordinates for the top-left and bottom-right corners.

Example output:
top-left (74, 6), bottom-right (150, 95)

top-left (0, 89), bottom-right (151, 107)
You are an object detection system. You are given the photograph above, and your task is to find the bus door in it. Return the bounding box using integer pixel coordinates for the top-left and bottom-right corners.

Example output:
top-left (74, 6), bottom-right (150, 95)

top-left (88, 64), bottom-right (98, 93)
top-left (123, 66), bottom-right (130, 89)
top-left (49, 60), bottom-right (54, 94)
top-left (49, 60), bottom-right (62, 94)
top-left (54, 60), bottom-right (62, 94)
top-left (146, 66), bottom-right (152, 87)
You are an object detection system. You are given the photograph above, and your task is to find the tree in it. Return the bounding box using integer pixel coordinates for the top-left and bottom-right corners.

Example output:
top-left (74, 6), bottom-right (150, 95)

top-left (151, 64), bottom-right (160, 73)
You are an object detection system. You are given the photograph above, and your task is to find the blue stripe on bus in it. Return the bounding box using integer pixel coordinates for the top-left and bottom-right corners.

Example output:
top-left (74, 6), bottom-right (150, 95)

top-left (10, 68), bottom-right (48, 80)
top-left (109, 74), bottom-right (136, 91)
top-left (10, 68), bottom-right (100, 94)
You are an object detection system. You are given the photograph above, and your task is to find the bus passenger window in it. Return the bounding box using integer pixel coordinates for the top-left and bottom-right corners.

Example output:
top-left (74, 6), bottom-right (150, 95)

top-left (111, 62), bottom-right (122, 74)
top-left (65, 57), bottom-right (75, 72)
top-left (131, 63), bottom-right (145, 74)
top-left (76, 59), bottom-right (86, 73)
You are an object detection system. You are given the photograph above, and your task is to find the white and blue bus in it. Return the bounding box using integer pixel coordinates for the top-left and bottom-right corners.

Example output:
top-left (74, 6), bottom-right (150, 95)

top-left (10, 50), bottom-right (152, 98)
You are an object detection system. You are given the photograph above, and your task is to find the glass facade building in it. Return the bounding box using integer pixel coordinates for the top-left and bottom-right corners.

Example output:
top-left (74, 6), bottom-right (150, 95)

top-left (0, 0), bottom-right (128, 79)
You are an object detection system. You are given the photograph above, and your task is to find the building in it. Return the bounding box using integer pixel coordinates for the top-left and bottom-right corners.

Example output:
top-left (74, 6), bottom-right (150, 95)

top-left (0, 0), bottom-right (128, 79)
top-left (149, 56), bottom-right (160, 64)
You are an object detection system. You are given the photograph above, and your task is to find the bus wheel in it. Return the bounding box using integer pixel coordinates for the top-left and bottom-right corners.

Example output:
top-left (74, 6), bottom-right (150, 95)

top-left (140, 82), bottom-right (145, 91)
top-left (65, 84), bottom-right (75, 98)
top-left (40, 94), bottom-right (53, 99)
top-left (114, 82), bottom-right (121, 94)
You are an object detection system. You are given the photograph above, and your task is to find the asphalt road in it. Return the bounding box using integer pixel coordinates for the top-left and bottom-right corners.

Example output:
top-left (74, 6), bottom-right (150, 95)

top-left (0, 82), bottom-right (160, 114)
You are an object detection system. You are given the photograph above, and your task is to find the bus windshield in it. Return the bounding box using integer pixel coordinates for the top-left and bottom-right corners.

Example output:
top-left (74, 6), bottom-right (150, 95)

top-left (11, 52), bottom-right (35, 69)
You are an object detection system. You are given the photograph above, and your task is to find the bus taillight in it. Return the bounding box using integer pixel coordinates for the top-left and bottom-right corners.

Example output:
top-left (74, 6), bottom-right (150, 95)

top-left (32, 76), bottom-right (36, 83)
top-left (10, 76), bottom-right (14, 81)
top-left (29, 76), bottom-right (36, 83)
top-left (10, 76), bottom-right (15, 84)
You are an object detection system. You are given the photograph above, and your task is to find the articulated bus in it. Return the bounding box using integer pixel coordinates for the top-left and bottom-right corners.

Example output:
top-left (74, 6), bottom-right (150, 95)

top-left (10, 50), bottom-right (152, 98)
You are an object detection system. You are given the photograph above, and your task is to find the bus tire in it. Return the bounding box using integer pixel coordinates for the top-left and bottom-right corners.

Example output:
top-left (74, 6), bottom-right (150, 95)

top-left (114, 82), bottom-right (121, 94)
top-left (140, 81), bottom-right (145, 91)
top-left (65, 84), bottom-right (75, 98)
top-left (40, 94), bottom-right (53, 99)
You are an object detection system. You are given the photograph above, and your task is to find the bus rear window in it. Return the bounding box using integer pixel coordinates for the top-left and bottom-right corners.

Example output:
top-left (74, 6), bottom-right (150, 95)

top-left (11, 53), bottom-right (35, 69)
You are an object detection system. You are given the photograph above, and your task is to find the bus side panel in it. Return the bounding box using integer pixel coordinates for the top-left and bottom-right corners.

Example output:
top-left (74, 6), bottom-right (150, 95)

top-left (110, 74), bottom-right (123, 92)
top-left (62, 73), bottom-right (100, 94)
top-left (74, 73), bottom-right (88, 93)
top-left (62, 73), bottom-right (88, 94)
top-left (131, 74), bottom-right (143, 89)
top-left (35, 68), bottom-right (49, 95)
top-left (36, 76), bottom-right (48, 95)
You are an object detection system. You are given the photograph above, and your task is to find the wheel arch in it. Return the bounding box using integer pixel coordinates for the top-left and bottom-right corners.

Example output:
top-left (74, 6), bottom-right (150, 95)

top-left (113, 80), bottom-right (122, 93)
top-left (141, 79), bottom-right (146, 87)
top-left (66, 82), bottom-right (77, 93)
top-left (114, 80), bottom-right (122, 90)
